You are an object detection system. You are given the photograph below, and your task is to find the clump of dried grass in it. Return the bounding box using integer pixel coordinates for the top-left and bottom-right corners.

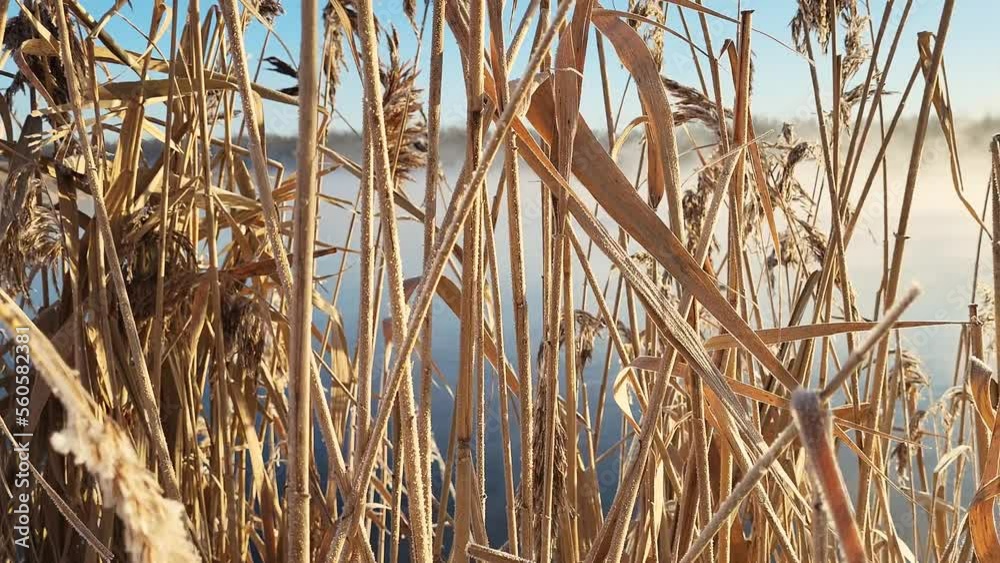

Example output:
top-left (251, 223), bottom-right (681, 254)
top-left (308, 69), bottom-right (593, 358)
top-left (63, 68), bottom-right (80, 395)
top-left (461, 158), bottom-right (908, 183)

top-left (3, 3), bottom-right (78, 104)
top-left (118, 206), bottom-right (198, 320)
top-left (0, 174), bottom-right (61, 294)
top-left (768, 217), bottom-right (827, 274)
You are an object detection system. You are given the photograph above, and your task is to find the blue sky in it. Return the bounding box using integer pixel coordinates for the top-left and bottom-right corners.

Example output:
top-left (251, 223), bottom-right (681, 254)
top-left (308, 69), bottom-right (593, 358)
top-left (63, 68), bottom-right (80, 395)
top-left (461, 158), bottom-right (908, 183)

top-left (58, 1), bottom-right (1000, 134)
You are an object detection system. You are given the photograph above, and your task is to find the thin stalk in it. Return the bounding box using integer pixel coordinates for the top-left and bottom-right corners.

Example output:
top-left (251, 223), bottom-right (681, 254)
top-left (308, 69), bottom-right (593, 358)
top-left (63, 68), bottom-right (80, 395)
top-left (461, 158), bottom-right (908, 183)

top-left (286, 0), bottom-right (321, 560)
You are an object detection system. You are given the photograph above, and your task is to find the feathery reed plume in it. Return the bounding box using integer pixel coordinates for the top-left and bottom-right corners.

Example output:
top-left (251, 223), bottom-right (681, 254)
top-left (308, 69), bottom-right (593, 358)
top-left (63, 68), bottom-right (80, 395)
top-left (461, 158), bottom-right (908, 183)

top-left (627, 0), bottom-right (665, 67)
top-left (0, 175), bottom-right (61, 294)
top-left (265, 56), bottom-right (298, 79)
top-left (257, 0), bottom-right (285, 21)
top-left (264, 55), bottom-right (299, 94)
top-left (323, 0), bottom-right (368, 104)
top-left (663, 78), bottom-right (732, 138)
top-left (841, 10), bottom-right (870, 79)
top-left (840, 72), bottom-right (888, 124)
top-left (528, 346), bottom-right (568, 560)
top-left (536, 309), bottom-right (607, 372)
top-left (572, 310), bottom-right (605, 369)
top-left (221, 285), bottom-right (267, 374)
top-left (790, 0), bottom-right (858, 53)
top-left (892, 409), bottom-right (927, 485)
top-left (49, 412), bottom-right (200, 563)
top-left (403, 0), bottom-right (418, 32)
top-left (4, 4), bottom-right (72, 103)
top-left (381, 28), bottom-right (428, 183)
top-left (767, 217), bottom-right (827, 275)
top-left (891, 349), bottom-right (930, 404)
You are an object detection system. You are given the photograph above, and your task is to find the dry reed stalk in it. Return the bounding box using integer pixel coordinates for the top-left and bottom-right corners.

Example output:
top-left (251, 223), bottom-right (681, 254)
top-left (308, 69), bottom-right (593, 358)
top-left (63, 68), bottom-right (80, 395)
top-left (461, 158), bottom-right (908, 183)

top-left (533, 27), bottom-right (583, 562)
top-left (811, 492), bottom-right (829, 562)
top-left (285, 0), bottom-right (321, 560)
top-left (455, 81), bottom-right (485, 563)
top-left (715, 15), bottom-right (752, 560)
top-left (419, 0), bottom-right (446, 519)
top-left (481, 3), bottom-right (521, 556)
top-left (454, 263), bottom-right (483, 560)
top-left (149, 0), bottom-right (181, 404)
top-left (467, 542), bottom-right (533, 562)
top-left (353, 0), bottom-right (437, 555)
top-left (355, 109), bottom-right (376, 457)
top-left (563, 252), bottom-right (582, 559)
top-left (465, 0), bottom-right (489, 554)
top-left (218, 3), bottom-right (359, 556)
top-left (479, 188), bottom-right (520, 553)
top-left (494, 28), bottom-right (537, 563)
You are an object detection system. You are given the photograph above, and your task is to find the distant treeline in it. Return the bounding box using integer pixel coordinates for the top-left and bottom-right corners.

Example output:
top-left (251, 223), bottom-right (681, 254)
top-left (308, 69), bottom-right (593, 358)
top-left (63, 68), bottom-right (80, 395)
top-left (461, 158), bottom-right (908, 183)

top-left (138, 114), bottom-right (1000, 168)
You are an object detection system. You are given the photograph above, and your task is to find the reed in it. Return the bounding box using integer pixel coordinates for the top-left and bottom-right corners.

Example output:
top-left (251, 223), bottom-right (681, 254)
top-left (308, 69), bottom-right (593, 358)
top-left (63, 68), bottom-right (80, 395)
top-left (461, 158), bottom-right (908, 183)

top-left (0, 1), bottom-right (994, 562)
